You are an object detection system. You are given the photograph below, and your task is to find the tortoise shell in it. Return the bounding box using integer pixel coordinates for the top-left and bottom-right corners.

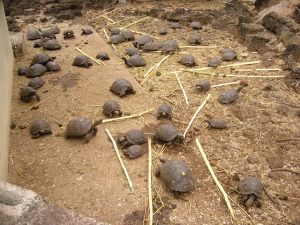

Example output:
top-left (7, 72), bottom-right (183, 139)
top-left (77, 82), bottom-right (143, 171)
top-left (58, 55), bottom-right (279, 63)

top-left (222, 48), bottom-right (237, 61)
top-left (109, 34), bottom-right (125, 44)
top-left (19, 86), bottom-right (40, 102)
top-left (40, 29), bottom-right (56, 39)
top-left (159, 28), bottom-right (168, 35)
top-left (26, 64), bottom-right (47, 77)
top-left (110, 27), bottom-right (120, 35)
top-left (110, 78), bottom-right (136, 97)
top-left (178, 54), bottom-right (197, 67)
top-left (43, 39), bottom-right (61, 50)
top-left (157, 104), bottom-right (173, 119)
top-left (126, 47), bottom-right (140, 56)
top-left (81, 28), bottom-right (93, 35)
top-left (18, 65), bottom-right (29, 76)
top-left (50, 25), bottom-right (60, 34)
top-left (119, 129), bottom-right (147, 148)
top-left (156, 156), bottom-right (195, 193)
top-left (72, 55), bottom-right (92, 68)
top-left (206, 118), bottom-right (227, 129)
top-left (196, 79), bottom-right (211, 92)
top-left (33, 39), bottom-right (44, 48)
top-left (187, 34), bottom-right (201, 45)
top-left (31, 53), bottom-right (52, 65)
top-left (170, 22), bottom-right (181, 29)
top-left (154, 124), bottom-right (179, 142)
top-left (126, 55), bottom-right (146, 67)
top-left (143, 42), bottom-right (159, 51)
top-left (217, 87), bottom-right (242, 104)
top-left (208, 58), bottom-right (220, 67)
top-left (102, 100), bottom-right (122, 116)
top-left (133, 35), bottom-right (152, 48)
top-left (30, 119), bottom-right (52, 138)
top-left (190, 21), bottom-right (202, 30)
top-left (120, 29), bottom-right (134, 40)
top-left (161, 40), bottom-right (179, 53)
top-left (46, 61), bottom-right (61, 71)
top-left (123, 145), bottom-right (145, 159)
top-left (63, 29), bottom-right (75, 39)
top-left (96, 52), bottom-right (110, 60)
top-left (28, 77), bottom-right (45, 90)
top-left (27, 29), bottom-right (41, 40)
top-left (238, 177), bottom-right (263, 198)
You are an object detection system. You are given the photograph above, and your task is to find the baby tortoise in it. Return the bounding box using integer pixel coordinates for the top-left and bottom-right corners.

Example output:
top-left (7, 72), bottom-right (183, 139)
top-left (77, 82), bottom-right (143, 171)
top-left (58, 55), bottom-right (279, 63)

top-left (238, 176), bottom-right (275, 208)
top-left (96, 52), bottom-right (110, 61)
top-left (218, 87), bottom-right (243, 104)
top-left (142, 42), bottom-right (159, 52)
top-left (43, 39), bottom-right (62, 50)
top-left (153, 124), bottom-right (184, 146)
top-left (50, 25), bottom-right (60, 34)
top-left (123, 145), bottom-right (145, 159)
top-left (187, 34), bottom-right (201, 45)
top-left (109, 27), bottom-right (120, 35)
top-left (20, 86), bottom-right (40, 102)
top-left (63, 29), bottom-right (75, 39)
top-left (119, 129), bottom-right (147, 148)
top-left (206, 118), bottom-right (227, 129)
top-left (155, 156), bottom-right (195, 200)
top-left (222, 48), bottom-right (237, 61)
top-left (208, 57), bottom-right (220, 67)
top-left (81, 28), bottom-right (93, 35)
top-left (33, 39), bottom-right (44, 48)
top-left (158, 28), bottom-right (168, 35)
top-left (157, 104), bottom-right (173, 119)
top-left (30, 119), bottom-right (52, 138)
top-left (196, 79), bottom-right (211, 92)
top-left (46, 61), bottom-right (61, 72)
top-left (109, 34), bottom-right (125, 44)
top-left (110, 78), bottom-right (136, 97)
top-left (26, 64), bottom-right (47, 77)
top-left (133, 35), bottom-right (152, 49)
top-left (122, 55), bottom-right (146, 67)
top-left (18, 65), bottom-right (29, 76)
top-left (28, 77), bottom-right (45, 90)
top-left (125, 47), bottom-right (140, 56)
top-left (102, 100), bottom-right (122, 117)
top-left (178, 54), bottom-right (197, 67)
top-left (161, 40), bottom-right (179, 54)
top-left (40, 29), bottom-right (56, 39)
top-left (65, 117), bottom-right (102, 143)
top-left (27, 29), bottom-right (41, 40)
top-left (72, 55), bottom-right (92, 68)
top-left (170, 22), bottom-right (181, 29)
top-left (190, 21), bottom-right (202, 30)
top-left (31, 53), bottom-right (53, 66)
top-left (120, 29), bottom-right (134, 41)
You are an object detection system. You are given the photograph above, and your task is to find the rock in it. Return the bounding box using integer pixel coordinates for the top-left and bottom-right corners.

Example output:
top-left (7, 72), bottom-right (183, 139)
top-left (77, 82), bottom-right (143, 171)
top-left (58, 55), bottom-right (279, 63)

top-left (268, 171), bottom-right (284, 180)
top-left (247, 155), bottom-right (259, 164)
top-left (237, 23), bottom-right (265, 43)
top-left (244, 31), bottom-right (278, 54)
top-left (265, 155), bottom-right (284, 169)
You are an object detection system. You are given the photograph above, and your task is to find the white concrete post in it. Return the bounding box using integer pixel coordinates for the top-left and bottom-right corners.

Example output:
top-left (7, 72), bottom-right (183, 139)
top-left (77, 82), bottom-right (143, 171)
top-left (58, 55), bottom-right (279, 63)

top-left (0, 0), bottom-right (14, 181)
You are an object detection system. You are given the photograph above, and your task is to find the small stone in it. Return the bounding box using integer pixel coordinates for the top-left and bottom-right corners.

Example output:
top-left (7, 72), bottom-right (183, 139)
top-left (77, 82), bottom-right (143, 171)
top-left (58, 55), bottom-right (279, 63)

top-left (247, 156), bottom-right (259, 164)
top-left (265, 156), bottom-right (284, 169)
top-left (268, 171), bottom-right (284, 180)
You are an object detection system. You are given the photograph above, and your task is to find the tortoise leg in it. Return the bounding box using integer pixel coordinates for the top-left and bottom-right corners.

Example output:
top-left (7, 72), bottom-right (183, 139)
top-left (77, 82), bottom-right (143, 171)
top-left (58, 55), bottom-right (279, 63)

top-left (154, 168), bottom-right (160, 178)
top-left (172, 191), bottom-right (188, 201)
top-left (35, 93), bottom-right (41, 101)
top-left (241, 195), bottom-right (248, 205)
top-left (256, 198), bottom-right (263, 208)
top-left (119, 92), bottom-right (126, 97)
top-left (84, 132), bottom-right (93, 143)
top-left (92, 127), bottom-right (98, 137)
top-left (166, 141), bottom-right (172, 146)
top-left (245, 194), bottom-right (256, 208)
top-left (31, 133), bottom-right (40, 139)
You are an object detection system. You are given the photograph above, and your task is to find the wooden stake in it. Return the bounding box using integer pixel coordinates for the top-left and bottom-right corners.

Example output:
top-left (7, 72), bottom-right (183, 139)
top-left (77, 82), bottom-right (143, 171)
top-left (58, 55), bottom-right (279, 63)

top-left (183, 94), bottom-right (211, 137)
top-left (102, 108), bottom-right (155, 123)
top-left (195, 138), bottom-right (236, 223)
top-left (75, 47), bottom-right (105, 65)
top-left (148, 138), bottom-right (153, 225)
top-left (105, 129), bottom-right (134, 191)
top-left (175, 71), bottom-right (189, 105)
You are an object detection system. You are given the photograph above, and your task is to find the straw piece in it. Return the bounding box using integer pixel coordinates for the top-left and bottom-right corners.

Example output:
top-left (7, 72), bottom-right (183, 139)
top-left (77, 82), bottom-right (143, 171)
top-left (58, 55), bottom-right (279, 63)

top-left (120, 17), bottom-right (150, 29)
top-left (174, 71), bottom-right (189, 105)
top-left (148, 138), bottom-right (153, 224)
top-left (75, 47), bottom-right (104, 65)
top-left (98, 15), bottom-right (115, 23)
top-left (186, 61), bottom-right (261, 71)
top-left (195, 138), bottom-right (236, 223)
top-left (105, 129), bottom-right (134, 191)
top-left (183, 94), bottom-right (211, 137)
top-left (183, 70), bottom-right (285, 78)
top-left (102, 108), bottom-right (155, 123)
top-left (211, 81), bottom-right (240, 88)
top-left (179, 46), bottom-right (218, 48)
top-left (102, 28), bottom-right (116, 49)
top-left (130, 29), bottom-right (158, 39)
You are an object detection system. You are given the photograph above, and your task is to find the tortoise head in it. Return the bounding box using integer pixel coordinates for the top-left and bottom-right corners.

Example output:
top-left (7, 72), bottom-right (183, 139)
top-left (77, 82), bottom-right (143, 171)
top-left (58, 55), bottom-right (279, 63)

top-left (159, 155), bottom-right (168, 163)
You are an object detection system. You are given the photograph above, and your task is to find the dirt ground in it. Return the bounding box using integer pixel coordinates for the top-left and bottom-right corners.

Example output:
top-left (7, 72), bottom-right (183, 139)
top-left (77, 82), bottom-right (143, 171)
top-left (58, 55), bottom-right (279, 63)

top-left (7, 1), bottom-right (300, 224)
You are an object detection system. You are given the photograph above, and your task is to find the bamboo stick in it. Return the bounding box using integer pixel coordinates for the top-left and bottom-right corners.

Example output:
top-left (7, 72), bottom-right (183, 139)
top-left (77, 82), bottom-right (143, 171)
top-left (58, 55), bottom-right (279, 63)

top-left (105, 129), bottom-right (134, 191)
top-left (183, 94), bottom-right (211, 137)
top-left (148, 138), bottom-right (153, 225)
top-left (75, 47), bottom-right (104, 65)
top-left (175, 71), bottom-right (189, 105)
top-left (196, 138), bottom-right (236, 223)
top-left (102, 108), bottom-right (155, 123)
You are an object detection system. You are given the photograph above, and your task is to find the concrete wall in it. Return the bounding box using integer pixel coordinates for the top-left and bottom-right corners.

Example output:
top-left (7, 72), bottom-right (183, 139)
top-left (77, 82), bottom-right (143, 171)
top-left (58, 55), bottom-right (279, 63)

top-left (0, 0), bottom-right (14, 181)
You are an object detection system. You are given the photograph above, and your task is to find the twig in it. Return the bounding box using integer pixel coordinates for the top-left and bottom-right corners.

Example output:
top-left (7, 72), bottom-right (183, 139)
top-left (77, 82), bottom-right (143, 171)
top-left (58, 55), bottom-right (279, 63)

top-left (148, 138), bottom-right (153, 225)
top-left (185, 61), bottom-right (261, 71)
top-left (102, 108), bottom-right (155, 123)
top-left (174, 71), bottom-right (189, 105)
top-left (130, 29), bottom-right (158, 39)
top-left (179, 46), bottom-right (218, 48)
top-left (105, 129), bottom-right (134, 191)
top-left (196, 138), bottom-right (236, 223)
top-left (97, 15), bottom-right (115, 23)
top-left (183, 94), bottom-right (211, 137)
top-left (183, 71), bottom-right (285, 78)
top-left (276, 138), bottom-right (300, 142)
top-left (120, 17), bottom-right (150, 29)
top-left (102, 28), bottom-right (116, 49)
top-left (234, 68), bottom-right (281, 71)
top-left (75, 47), bottom-right (104, 65)
top-left (17, 169), bottom-right (31, 181)
top-left (211, 81), bottom-right (240, 88)
top-left (271, 168), bottom-right (300, 175)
